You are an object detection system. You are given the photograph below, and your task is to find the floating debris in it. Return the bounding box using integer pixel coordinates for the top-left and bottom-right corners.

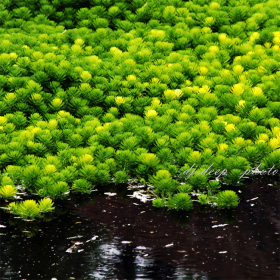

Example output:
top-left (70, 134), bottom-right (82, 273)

top-left (66, 245), bottom-right (76, 253)
top-left (74, 242), bottom-right (83, 245)
top-left (191, 192), bottom-right (201, 196)
top-left (86, 235), bottom-right (99, 243)
top-left (246, 197), bottom-right (258, 202)
top-left (127, 191), bottom-right (153, 203)
top-left (212, 224), bottom-right (229, 228)
top-left (219, 251), bottom-right (228, 254)
top-left (66, 244), bottom-right (84, 253)
top-left (0, 224), bottom-right (6, 228)
top-left (104, 192), bottom-right (117, 196)
top-left (121, 241), bottom-right (132, 244)
top-left (135, 246), bottom-right (147, 250)
top-left (165, 243), bottom-right (174, 248)
top-left (67, 235), bottom-right (83, 239)
top-left (128, 185), bottom-right (145, 189)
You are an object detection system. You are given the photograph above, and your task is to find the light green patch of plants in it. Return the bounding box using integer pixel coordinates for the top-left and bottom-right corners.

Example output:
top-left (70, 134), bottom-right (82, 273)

top-left (0, 0), bottom-right (280, 219)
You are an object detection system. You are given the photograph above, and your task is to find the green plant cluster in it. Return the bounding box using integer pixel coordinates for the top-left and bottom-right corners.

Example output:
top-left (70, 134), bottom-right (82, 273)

top-left (1, 0), bottom-right (280, 215)
top-left (0, 174), bottom-right (17, 198)
top-left (8, 197), bottom-right (55, 219)
top-left (150, 170), bottom-right (239, 209)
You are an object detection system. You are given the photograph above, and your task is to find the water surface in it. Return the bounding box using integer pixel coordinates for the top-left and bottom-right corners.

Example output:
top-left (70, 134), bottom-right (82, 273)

top-left (0, 177), bottom-right (279, 279)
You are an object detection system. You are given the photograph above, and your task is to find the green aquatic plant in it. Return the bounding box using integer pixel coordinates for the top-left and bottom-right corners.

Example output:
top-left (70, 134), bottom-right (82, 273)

top-left (155, 178), bottom-right (178, 194)
top-left (120, 136), bottom-right (139, 150)
top-left (167, 193), bottom-right (193, 211)
top-left (9, 200), bottom-right (41, 219)
top-left (115, 150), bottom-right (136, 170)
top-left (156, 148), bottom-right (174, 164)
top-left (175, 147), bottom-right (193, 165)
top-left (1, 175), bottom-right (14, 186)
top-left (261, 149), bottom-right (280, 169)
top-left (8, 198), bottom-right (55, 219)
top-left (187, 151), bottom-right (202, 166)
top-left (0, 0), bottom-right (279, 219)
top-left (114, 170), bottom-right (130, 183)
top-left (38, 181), bottom-right (69, 199)
top-left (197, 194), bottom-right (209, 205)
top-left (226, 169), bottom-right (244, 185)
top-left (188, 172), bottom-right (208, 189)
top-left (79, 165), bottom-right (98, 182)
top-left (152, 197), bottom-right (166, 208)
top-left (136, 153), bottom-right (160, 176)
top-left (207, 180), bottom-right (221, 192)
top-left (0, 184), bottom-right (17, 199)
top-left (150, 169), bottom-right (172, 183)
top-left (72, 179), bottom-right (93, 194)
top-left (177, 184), bottom-right (192, 193)
top-left (22, 165), bottom-right (41, 191)
top-left (216, 190), bottom-right (239, 209)
top-left (38, 198), bottom-right (55, 212)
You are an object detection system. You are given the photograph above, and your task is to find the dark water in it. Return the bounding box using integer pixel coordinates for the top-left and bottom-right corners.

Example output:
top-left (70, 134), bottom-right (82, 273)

top-left (0, 177), bottom-right (279, 280)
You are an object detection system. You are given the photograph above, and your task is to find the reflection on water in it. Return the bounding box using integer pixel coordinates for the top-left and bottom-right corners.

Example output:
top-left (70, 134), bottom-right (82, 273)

top-left (85, 242), bottom-right (208, 279)
top-left (0, 177), bottom-right (279, 279)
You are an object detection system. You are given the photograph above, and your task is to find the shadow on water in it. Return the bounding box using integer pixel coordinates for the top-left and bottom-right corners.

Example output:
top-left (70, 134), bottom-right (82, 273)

top-left (0, 176), bottom-right (279, 280)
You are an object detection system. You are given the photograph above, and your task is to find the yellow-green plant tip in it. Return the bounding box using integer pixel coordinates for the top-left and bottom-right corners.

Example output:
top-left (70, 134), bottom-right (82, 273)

top-left (0, 185), bottom-right (17, 199)
top-left (38, 198), bottom-right (55, 212)
top-left (145, 110), bottom-right (158, 118)
top-left (10, 200), bottom-right (42, 219)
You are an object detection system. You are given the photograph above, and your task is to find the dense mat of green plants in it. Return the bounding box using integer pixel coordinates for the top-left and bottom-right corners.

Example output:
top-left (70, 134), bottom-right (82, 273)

top-left (0, 0), bottom-right (280, 218)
